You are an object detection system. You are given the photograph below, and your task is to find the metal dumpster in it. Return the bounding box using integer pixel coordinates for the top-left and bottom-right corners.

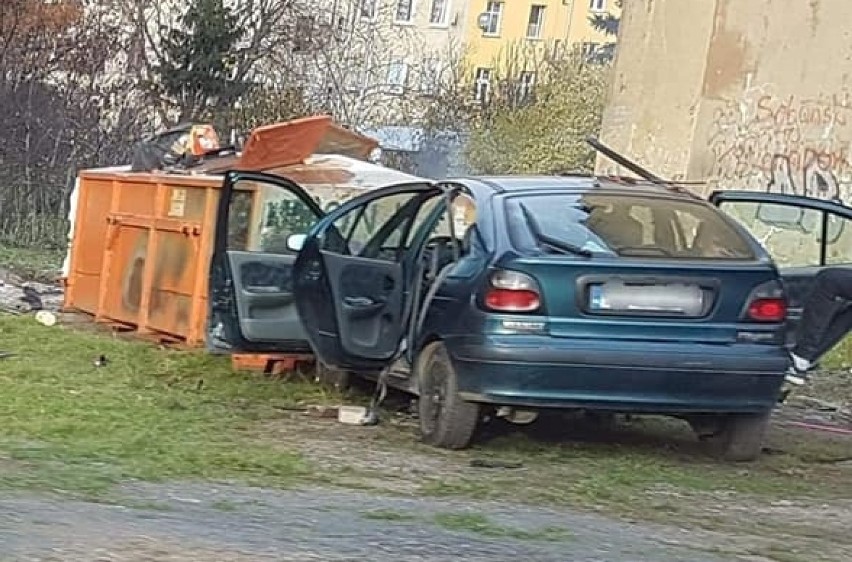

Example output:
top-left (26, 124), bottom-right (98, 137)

top-left (61, 115), bottom-right (423, 346)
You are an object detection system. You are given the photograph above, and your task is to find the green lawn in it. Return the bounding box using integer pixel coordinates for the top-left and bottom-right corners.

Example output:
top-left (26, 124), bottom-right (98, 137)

top-left (0, 315), bottom-right (336, 496)
top-left (0, 246), bottom-right (65, 282)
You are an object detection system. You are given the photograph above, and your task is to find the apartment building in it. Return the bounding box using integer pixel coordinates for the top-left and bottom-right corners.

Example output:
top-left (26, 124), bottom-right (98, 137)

top-left (296, 0), bottom-right (470, 126)
top-left (463, 0), bottom-right (621, 102)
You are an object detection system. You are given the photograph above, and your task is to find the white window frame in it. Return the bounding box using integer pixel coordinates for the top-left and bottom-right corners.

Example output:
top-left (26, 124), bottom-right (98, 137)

top-left (582, 42), bottom-right (600, 56)
top-left (518, 71), bottom-right (536, 100)
top-left (386, 60), bottom-right (410, 95)
top-left (526, 5), bottom-right (545, 39)
top-left (346, 69), bottom-right (368, 93)
top-left (473, 67), bottom-right (492, 103)
top-left (482, 1), bottom-right (503, 36)
top-left (589, 0), bottom-right (607, 12)
top-left (429, 0), bottom-right (451, 26)
top-left (360, 0), bottom-right (378, 21)
top-left (394, 0), bottom-right (416, 24)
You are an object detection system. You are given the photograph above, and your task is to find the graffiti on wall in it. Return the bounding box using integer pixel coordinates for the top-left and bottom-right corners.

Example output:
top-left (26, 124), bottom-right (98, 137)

top-left (708, 85), bottom-right (852, 202)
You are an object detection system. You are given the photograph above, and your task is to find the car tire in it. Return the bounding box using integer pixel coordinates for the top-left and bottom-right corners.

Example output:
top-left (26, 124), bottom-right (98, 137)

top-left (709, 412), bottom-right (771, 462)
top-left (314, 361), bottom-right (350, 391)
top-left (416, 342), bottom-right (480, 450)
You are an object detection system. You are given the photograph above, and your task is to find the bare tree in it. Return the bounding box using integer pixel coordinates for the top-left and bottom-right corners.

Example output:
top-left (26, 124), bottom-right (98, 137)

top-left (0, 0), bottom-right (150, 248)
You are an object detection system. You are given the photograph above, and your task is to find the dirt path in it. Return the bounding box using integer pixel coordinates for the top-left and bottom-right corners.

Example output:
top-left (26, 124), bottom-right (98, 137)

top-left (0, 483), bottom-right (739, 562)
top-left (4, 412), bottom-right (847, 561)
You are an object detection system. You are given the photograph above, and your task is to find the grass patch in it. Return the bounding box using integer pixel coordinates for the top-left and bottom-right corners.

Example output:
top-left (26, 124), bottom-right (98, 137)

top-left (210, 499), bottom-right (240, 512)
top-left (0, 245), bottom-right (64, 282)
top-left (0, 316), bottom-right (339, 497)
top-left (421, 416), bottom-right (852, 511)
top-left (433, 512), bottom-right (572, 542)
top-left (824, 336), bottom-right (852, 370)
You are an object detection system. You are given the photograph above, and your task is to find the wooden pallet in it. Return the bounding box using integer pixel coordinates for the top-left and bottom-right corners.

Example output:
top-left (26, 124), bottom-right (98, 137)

top-left (230, 353), bottom-right (315, 375)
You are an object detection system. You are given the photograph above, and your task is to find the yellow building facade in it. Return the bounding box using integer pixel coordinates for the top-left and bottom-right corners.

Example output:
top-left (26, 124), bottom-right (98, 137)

top-left (461, 0), bottom-right (621, 96)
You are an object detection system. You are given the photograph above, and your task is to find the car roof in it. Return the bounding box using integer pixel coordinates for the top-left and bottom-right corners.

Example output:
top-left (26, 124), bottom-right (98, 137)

top-left (452, 174), bottom-right (704, 200)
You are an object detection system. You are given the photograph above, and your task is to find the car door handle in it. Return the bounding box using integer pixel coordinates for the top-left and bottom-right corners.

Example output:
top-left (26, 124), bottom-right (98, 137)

top-left (344, 296), bottom-right (377, 307)
top-left (245, 285), bottom-right (284, 293)
top-left (343, 296), bottom-right (384, 319)
top-left (242, 288), bottom-right (294, 307)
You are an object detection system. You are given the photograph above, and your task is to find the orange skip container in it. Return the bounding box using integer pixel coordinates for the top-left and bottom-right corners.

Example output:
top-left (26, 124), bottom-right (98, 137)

top-left (62, 115), bottom-right (386, 346)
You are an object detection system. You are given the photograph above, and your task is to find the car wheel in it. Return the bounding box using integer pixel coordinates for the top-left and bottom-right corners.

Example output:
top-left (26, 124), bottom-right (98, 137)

top-left (314, 361), bottom-right (350, 391)
top-left (416, 342), bottom-right (480, 450)
top-left (708, 412), bottom-right (771, 462)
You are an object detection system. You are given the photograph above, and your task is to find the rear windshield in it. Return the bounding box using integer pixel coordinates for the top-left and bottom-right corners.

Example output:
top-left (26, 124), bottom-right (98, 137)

top-left (505, 192), bottom-right (756, 260)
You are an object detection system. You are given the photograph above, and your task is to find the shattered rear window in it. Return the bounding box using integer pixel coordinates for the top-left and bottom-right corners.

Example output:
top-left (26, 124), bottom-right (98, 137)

top-left (505, 192), bottom-right (756, 260)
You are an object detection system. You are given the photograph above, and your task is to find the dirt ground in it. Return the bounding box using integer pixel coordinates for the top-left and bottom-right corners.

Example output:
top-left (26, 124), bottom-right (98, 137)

top-left (0, 484), bottom-right (743, 562)
top-left (3, 407), bottom-right (850, 562)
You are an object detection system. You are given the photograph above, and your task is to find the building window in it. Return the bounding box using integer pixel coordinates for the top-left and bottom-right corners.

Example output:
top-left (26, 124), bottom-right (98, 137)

top-left (589, 0), bottom-right (606, 12)
top-left (518, 71), bottom-right (535, 101)
top-left (346, 69), bottom-right (368, 92)
top-left (526, 5), bottom-right (545, 39)
top-left (292, 16), bottom-right (315, 52)
top-left (386, 61), bottom-right (410, 94)
top-left (481, 1), bottom-right (503, 35)
top-left (473, 67), bottom-right (491, 103)
top-left (360, 0), bottom-right (377, 20)
top-left (395, 0), bottom-right (415, 23)
top-left (429, 0), bottom-right (450, 25)
top-left (582, 42), bottom-right (600, 57)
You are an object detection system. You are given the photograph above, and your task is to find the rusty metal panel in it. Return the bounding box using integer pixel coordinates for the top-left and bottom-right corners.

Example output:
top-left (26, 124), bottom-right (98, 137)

top-left (65, 177), bottom-right (113, 314)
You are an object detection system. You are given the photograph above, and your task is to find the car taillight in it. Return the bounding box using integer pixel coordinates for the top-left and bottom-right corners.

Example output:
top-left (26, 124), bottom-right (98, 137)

top-left (747, 297), bottom-right (787, 322)
top-left (484, 270), bottom-right (541, 312)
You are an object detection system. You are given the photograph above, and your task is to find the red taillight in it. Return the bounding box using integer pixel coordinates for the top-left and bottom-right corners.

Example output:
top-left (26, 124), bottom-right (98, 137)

top-left (485, 288), bottom-right (540, 311)
top-left (483, 270), bottom-right (541, 312)
top-left (747, 297), bottom-right (787, 322)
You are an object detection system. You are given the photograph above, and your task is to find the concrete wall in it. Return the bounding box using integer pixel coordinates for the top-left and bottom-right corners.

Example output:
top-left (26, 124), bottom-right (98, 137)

top-left (596, 0), bottom-right (852, 204)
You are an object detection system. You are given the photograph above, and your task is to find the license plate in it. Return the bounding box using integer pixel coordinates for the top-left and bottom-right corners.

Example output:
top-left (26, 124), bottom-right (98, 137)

top-left (589, 281), bottom-right (705, 316)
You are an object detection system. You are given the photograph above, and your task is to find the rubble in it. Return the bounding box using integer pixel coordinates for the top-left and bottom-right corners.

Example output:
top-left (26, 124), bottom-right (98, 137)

top-left (0, 270), bottom-right (63, 314)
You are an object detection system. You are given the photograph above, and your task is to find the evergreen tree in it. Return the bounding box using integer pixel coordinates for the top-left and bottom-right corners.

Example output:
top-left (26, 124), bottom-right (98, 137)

top-left (588, 0), bottom-right (623, 64)
top-left (153, 0), bottom-right (247, 122)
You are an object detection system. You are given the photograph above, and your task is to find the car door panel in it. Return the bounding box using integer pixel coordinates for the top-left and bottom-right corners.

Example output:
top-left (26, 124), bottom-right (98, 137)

top-left (227, 251), bottom-right (304, 342)
top-left (209, 171), bottom-right (324, 352)
top-left (323, 253), bottom-right (404, 358)
top-left (710, 191), bottom-right (852, 344)
top-left (294, 183), bottom-right (447, 372)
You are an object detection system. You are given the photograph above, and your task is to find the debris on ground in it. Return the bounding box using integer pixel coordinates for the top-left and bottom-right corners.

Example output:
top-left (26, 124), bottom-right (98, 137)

top-left (470, 459), bottom-right (525, 469)
top-left (0, 270), bottom-right (63, 315)
top-left (306, 405), bottom-right (339, 419)
top-left (34, 310), bottom-right (57, 327)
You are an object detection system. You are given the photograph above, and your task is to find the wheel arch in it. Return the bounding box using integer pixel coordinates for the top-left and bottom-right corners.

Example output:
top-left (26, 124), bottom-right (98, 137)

top-left (410, 334), bottom-right (444, 395)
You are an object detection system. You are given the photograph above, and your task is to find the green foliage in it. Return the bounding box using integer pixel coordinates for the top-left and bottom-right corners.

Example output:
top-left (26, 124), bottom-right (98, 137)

top-left (154, 0), bottom-right (247, 121)
top-left (587, 0), bottom-right (622, 63)
top-left (465, 53), bottom-right (611, 175)
top-left (588, 0), bottom-right (623, 37)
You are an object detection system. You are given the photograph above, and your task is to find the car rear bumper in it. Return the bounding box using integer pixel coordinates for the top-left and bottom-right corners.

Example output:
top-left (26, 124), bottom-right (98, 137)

top-left (444, 335), bottom-right (788, 414)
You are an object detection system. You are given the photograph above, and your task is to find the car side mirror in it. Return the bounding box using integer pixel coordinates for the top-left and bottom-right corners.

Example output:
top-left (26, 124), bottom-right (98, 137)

top-left (286, 233), bottom-right (307, 252)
